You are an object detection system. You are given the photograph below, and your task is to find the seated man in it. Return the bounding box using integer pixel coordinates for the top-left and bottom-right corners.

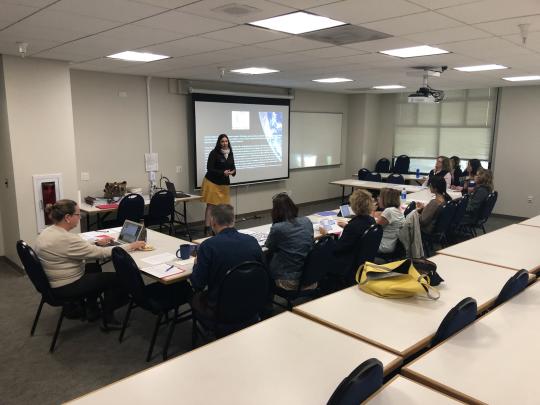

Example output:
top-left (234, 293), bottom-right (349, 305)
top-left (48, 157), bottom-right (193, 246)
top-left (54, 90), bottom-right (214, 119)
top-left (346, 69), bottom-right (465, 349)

top-left (190, 204), bottom-right (263, 320)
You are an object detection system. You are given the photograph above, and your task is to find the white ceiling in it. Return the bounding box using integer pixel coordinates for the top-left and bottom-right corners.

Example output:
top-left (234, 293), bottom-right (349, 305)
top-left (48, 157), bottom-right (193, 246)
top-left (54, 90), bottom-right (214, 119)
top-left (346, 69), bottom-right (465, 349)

top-left (1, 0), bottom-right (540, 92)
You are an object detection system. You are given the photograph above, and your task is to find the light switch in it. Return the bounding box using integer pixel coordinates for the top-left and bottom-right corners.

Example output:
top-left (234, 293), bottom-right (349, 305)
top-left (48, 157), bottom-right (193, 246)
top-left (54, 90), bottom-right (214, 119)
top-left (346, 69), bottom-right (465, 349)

top-left (81, 172), bottom-right (90, 181)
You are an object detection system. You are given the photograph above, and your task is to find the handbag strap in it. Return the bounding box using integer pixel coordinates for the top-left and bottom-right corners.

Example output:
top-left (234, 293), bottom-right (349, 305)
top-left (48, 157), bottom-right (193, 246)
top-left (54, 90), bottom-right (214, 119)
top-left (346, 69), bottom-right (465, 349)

top-left (417, 274), bottom-right (440, 300)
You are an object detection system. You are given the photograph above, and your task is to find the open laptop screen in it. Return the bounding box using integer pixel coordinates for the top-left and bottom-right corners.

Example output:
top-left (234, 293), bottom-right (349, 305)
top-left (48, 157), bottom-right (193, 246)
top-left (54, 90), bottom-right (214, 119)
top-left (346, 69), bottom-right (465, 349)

top-left (118, 220), bottom-right (143, 244)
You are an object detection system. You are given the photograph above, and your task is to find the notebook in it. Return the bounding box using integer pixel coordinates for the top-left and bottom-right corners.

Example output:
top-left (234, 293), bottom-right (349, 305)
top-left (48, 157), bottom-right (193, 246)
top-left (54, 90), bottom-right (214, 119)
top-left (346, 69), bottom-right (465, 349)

top-left (165, 181), bottom-right (190, 198)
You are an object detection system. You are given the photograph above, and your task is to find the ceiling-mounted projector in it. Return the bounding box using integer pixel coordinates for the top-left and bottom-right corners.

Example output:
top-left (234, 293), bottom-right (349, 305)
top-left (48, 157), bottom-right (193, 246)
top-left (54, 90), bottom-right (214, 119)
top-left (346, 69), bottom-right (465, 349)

top-left (408, 66), bottom-right (446, 103)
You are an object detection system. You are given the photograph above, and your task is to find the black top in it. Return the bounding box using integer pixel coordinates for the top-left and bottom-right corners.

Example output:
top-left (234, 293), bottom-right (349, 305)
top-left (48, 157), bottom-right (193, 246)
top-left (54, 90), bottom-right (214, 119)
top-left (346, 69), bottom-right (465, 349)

top-left (333, 215), bottom-right (375, 273)
top-left (451, 167), bottom-right (463, 186)
top-left (428, 169), bottom-right (449, 180)
top-left (205, 149), bottom-right (236, 186)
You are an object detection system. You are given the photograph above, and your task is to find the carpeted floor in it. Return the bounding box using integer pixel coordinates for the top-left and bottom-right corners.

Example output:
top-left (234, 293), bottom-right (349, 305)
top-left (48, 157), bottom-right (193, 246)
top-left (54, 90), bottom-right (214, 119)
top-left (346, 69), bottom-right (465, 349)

top-left (0, 197), bottom-right (521, 404)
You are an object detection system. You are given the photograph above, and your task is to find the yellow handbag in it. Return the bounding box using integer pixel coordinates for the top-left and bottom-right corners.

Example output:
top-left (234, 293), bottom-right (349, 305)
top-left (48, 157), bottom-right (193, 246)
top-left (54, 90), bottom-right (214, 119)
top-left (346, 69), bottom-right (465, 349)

top-left (355, 259), bottom-right (440, 300)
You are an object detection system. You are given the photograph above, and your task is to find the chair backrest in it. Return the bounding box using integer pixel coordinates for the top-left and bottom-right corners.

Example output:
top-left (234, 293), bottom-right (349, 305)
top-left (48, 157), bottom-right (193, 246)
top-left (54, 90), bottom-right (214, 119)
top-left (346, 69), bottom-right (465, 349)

top-left (299, 236), bottom-right (333, 288)
top-left (357, 168), bottom-right (371, 181)
top-left (386, 173), bottom-right (405, 185)
top-left (117, 193), bottom-right (145, 224)
top-left (432, 202), bottom-right (457, 236)
top-left (16, 240), bottom-right (58, 304)
top-left (148, 190), bottom-right (174, 220)
top-left (432, 297), bottom-right (477, 346)
top-left (494, 269), bottom-right (529, 306)
top-left (403, 201), bottom-right (416, 217)
top-left (450, 194), bottom-right (469, 230)
top-left (393, 155), bottom-right (410, 174)
top-left (365, 172), bottom-right (382, 182)
top-left (216, 261), bottom-right (269, 325)
top-left (374, 158), bottom-right (390, 173)
top-left (476, 191), bottom-right (498, 226)
top-left (327, 358), bottom-right (383, 405)
top-left (111, 247), bottom-right (150, 308)
top-left (350, 224), bottom-right (383, 284)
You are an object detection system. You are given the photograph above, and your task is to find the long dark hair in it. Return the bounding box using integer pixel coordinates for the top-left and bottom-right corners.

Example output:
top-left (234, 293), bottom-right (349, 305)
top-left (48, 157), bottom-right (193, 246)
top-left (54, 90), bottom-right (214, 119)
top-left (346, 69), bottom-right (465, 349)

top-left (468, 159), bottom-right (481, 176)
top-left (214, 134), bottom-right (232, 153)
top-left (271, 193), bottom-right (298, 223)
top-left (428, 176), bottom-right (452, 202)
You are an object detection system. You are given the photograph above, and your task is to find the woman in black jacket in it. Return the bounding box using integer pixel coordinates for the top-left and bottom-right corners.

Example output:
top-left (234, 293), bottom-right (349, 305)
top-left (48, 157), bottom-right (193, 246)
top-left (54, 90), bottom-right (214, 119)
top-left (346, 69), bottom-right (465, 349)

top-left (201, 134), bottom-right (236, 235)
top-left (462, 168), bottom-right (494, 225)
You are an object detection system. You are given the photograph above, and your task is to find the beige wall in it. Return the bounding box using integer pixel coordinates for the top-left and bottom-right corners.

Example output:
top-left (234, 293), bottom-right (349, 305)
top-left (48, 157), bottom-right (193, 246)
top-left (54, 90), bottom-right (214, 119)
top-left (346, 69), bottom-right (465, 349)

top-left (1, 55), bottom-right (79, 263)
top-left (70, 70), bottom-right (351, 222)
top-left (493, 85), bottom-right (540, 217)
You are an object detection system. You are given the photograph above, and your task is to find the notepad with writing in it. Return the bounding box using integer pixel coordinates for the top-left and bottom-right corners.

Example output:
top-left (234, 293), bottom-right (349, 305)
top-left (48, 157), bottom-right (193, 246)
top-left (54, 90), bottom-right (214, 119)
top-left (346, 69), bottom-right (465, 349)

top-left (141, 264), bottom-right (185, 278)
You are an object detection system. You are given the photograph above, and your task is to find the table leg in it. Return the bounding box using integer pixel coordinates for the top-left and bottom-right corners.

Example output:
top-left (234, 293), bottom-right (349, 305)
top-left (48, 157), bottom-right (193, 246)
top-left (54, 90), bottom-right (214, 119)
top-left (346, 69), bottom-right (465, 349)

top-left (183, 201), bottom-right (192, 241)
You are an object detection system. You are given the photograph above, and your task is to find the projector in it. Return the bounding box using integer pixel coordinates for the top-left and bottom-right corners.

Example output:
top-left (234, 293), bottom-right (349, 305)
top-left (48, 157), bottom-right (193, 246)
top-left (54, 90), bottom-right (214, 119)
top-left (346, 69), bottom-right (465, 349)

top-left (408, 86), bottom-right (445, 103)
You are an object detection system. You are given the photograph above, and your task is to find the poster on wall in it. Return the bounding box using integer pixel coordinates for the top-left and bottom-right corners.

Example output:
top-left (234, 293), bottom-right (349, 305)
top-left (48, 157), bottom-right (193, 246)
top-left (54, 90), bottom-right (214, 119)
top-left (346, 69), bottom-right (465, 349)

top-left (33, 174), bottom-right (63, 233)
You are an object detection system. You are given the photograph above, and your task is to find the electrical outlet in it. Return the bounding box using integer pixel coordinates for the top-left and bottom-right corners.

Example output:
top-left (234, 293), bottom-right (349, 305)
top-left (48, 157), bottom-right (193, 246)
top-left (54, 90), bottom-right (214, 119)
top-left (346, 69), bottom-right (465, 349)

top-left (80, 172), bottom-right (90, 181)
top-left (176, 165), bottom-right (182, 173)
top-left (528, 195), bottom-right (533, 204)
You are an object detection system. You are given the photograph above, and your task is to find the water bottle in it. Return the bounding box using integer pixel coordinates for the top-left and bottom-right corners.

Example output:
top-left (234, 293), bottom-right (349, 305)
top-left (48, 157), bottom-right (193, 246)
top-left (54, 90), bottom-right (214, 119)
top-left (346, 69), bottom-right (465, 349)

top-left (416, 168), bottom-right (420, 179)
top-left (400, 187), bottom-right (407, 202)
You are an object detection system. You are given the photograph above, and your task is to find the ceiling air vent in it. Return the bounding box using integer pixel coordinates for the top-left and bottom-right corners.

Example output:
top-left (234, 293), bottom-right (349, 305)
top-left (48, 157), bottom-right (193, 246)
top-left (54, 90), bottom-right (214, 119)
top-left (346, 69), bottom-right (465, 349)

top-left (301, 24), bottom-right (392, 46)
top-left (212, 3), bottom-right (261, 16)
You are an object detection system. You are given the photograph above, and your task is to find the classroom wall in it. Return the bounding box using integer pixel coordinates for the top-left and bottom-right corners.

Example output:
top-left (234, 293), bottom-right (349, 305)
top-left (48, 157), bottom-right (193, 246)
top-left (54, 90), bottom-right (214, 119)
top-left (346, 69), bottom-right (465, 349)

top-left (492, 85), bottom-right (540, 217)
top-left (0, 57), bottom-right (13, 258)
top-left (70, 70), bottom-right (350, 221)
top-left (1, 55), bottom-right (79, 263)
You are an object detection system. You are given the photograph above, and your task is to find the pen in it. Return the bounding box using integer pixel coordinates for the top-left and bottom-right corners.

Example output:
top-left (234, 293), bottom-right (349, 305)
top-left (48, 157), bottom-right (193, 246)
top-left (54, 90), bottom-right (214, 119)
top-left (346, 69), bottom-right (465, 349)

top-left (164, 265), bottom-right (174, 272)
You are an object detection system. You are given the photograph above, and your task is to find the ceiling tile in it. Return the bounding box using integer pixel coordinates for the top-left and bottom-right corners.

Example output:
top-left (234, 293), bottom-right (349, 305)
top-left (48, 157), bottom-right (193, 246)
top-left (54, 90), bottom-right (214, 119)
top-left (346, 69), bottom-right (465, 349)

top-left (268, 0), bottom-right (341, 8)
top-left (330, 52), bottom-right (397, 68)
top-left (49, 0), bottom-right (167, 23)
top-left (70, 57), bottom-right (147, 71)
top-left (404, 25), bottom-right (491, 44)
top-left (0, 3), bottom-right (39, 26)
top-left (308, 0), bottom-right (427, 25)
top-left (179, 0), bottom-right (296, 24)
top-left (127, 0), bottom-right (195, 9)
top-left (201, 25), bottom-right (290, 45)
top-left (362, 11), bottom-right (462, 36)
top-left (299, 46), bottom-right (365, 58)
top-left (437, 0), bottom-right (540, 24)
top-left (256, 36), bottom-right (332, 52)
top-left (20, 10), bottom-right (120, 35)
top-left (475, 15), bottom-right (540, 36)
top-left (0, 0), bottom-right (57, 6)
top-left (0, 21), bottom-right (84, 43)
top-left (135, 10), bottom-right (235, 35)
top-left (443, 37), bottom-right (532, 58)
top-left (0, 36), bottom-right (60, 56)
top-left (344, 37), bottom-right (421, 52)
top-left (504, 32), bottom-right (540, 52)
top-left (102, 24), bottom-right (186, 47)
top-left (406, 0), bottom-right (483, 10)
top-left (137, 36), bottom-right (239, 57)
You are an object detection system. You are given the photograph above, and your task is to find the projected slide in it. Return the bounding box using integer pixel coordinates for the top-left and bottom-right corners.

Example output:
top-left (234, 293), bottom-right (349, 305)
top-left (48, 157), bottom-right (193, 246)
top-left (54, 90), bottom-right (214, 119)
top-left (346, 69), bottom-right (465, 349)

top-left (193, 94), bottom-right (290, 187)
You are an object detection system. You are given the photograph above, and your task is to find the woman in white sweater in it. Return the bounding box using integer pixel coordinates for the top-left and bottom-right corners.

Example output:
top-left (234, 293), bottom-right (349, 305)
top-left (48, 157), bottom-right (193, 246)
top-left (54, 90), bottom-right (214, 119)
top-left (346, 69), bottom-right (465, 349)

top-left (35, 199), bottom-right (144, 326)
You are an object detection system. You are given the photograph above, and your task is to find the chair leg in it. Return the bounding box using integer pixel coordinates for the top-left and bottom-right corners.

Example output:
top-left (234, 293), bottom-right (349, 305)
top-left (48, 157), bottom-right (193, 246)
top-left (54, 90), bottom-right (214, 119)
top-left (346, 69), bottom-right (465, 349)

top-left (31, 298), bottom-right (45, 336)
top-left (163, 308), bottom-right (179, 361)
top-left (119, 300), bottom-right (134, 343)
top-left (50, 307), bottom-right (65, 353)
top-left (481, 224), bottom-right (486, 234)
top-left (146, 313), bottom-right (163, 362)
top-left (191, 318), bottom-right (198, 349)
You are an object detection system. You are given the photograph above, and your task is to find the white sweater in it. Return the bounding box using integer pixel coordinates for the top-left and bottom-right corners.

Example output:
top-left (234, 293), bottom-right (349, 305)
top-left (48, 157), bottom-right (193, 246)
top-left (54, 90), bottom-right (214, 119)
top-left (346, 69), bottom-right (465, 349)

top-left (35, 226), bottom-right (114, 288)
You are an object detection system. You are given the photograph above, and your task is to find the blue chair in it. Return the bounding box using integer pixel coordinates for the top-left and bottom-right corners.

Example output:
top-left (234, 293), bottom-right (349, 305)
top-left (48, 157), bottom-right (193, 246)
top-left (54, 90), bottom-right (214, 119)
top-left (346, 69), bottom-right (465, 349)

top-left (386, 173), bottom-right (405, 185)
top-left (448, 194), bottom-right (469, 239)
top-left (374, 158), bottom-right (390, 173)
top-left (104, 193), bottom-right (145, 228)
top-left (404, 201), bottom-right (416, 217)
top-left (144, 190), bottom-right (175, 235)
top-left (392, 155), bottom-right (410, 174)
top-left (494, 270), bottom-right (529, 306)
top-left (327, 358), bottom-right (383, 405)
top-left (472, 191), bottom-right (498, 235)
top-left (365, 172), bottom-right (382, 182)
top-left (357, 168), bottom-right (371, 180)
top-left (349, 224), bottom-right (383, 285)
top-left (431, 297), bottom-right (477, 346)
top-left (422, 202), bottom-right (457, 256)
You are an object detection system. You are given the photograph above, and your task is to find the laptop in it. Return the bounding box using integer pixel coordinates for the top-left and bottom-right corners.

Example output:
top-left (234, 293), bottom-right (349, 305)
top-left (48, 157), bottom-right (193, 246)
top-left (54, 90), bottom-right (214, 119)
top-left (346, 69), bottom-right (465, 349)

top-left (165, 181), bottom-right (190, 198)
top-left (110, 220), bottom-right (144, 246)
top-left (339, 204), bottom-right (355, 219)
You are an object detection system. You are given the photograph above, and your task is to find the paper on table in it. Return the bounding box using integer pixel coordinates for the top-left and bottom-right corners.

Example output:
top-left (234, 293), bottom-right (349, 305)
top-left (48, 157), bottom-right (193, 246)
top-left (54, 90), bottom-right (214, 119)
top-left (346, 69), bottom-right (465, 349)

top-left (80, 231), bottom-right (112, 241)
top-left (141, 252), bottom-right (177, 265)
top-left (141, 263), bottom-right (184, 278)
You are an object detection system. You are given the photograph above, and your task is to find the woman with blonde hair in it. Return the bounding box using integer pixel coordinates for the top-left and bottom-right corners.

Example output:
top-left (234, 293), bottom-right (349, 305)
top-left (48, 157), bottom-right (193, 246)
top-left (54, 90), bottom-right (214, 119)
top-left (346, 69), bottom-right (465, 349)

top-left (423, 155), bottom-right (452, 188)
top-left (374, 188), bottom-right (404, 253)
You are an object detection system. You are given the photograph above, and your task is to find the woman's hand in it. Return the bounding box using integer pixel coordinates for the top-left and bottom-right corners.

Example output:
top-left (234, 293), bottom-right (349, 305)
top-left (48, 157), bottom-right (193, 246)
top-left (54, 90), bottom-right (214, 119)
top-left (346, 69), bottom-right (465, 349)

top-left (336, 219), bottom-right (347, 228)
top-left (129, 241), bottom-right (146, 251)
top-left (318, 226), bottom-right (328, 236)
top-left (95, 236), bottom-right (113, 246)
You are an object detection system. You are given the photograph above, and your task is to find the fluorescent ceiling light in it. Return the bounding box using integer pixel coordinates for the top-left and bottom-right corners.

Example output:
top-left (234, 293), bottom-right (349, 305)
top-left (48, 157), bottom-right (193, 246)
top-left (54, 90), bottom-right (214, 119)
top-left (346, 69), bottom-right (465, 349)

top-left (379, 45), bottom-right (449, 58)
top-left (502, 75), bottom-right (540, 82)
top-left (312, 77), bottom-right (353, 83)
top-left (454, 64), bottom-right (507, 72)
top-left (372, 85), bottom-right (406, 89)
top-left (107, 51), bottom-right (169, 62)
top-left (229, 67), bottom-right (279, 75)
top-left (249, 11), bottom-right (345, 35)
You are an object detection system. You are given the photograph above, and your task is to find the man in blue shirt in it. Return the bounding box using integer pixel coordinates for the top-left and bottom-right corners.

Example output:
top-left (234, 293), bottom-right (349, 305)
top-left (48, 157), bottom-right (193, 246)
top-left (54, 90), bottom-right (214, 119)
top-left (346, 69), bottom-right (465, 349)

top-left (190, 204), bottom-right (263, 319)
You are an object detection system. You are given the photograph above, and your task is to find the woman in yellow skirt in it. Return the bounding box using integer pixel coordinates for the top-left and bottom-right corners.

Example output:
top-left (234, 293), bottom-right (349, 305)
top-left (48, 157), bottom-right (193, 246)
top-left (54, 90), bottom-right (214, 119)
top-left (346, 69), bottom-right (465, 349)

top-left (202, 134), bottom-right (236, 235)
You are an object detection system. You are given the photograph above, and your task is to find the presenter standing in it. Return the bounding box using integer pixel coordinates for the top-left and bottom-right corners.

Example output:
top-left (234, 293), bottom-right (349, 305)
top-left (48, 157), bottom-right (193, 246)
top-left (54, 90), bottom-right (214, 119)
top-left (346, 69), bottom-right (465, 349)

top-left (201, 134), bottom-right (236, 235)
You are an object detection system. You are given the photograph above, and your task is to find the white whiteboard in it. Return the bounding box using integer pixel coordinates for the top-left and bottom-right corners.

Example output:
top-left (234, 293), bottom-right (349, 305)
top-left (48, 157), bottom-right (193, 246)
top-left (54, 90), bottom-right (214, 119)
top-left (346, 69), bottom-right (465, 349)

top-left (290, 112), bottom-right (342, 169)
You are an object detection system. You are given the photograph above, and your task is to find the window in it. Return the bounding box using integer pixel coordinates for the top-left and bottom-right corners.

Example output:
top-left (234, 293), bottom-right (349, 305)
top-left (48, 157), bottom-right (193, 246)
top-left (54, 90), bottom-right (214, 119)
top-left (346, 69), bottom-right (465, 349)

top-left (393, 88), bottom-right (497, 173)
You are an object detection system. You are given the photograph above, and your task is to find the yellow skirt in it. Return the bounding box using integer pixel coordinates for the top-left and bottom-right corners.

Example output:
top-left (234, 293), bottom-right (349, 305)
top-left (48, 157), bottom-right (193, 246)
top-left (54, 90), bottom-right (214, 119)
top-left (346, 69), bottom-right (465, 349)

top-left (201, 178), bottom-right (230, 205)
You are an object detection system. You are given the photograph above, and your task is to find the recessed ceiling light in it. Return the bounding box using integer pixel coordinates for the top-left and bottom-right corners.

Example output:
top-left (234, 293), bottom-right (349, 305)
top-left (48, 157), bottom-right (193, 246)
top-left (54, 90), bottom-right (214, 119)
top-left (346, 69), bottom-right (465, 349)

top-left (312, 77), bottom-right (353, 83)
top-left (107, 51), bottom-right (170, 62)
top-left (379, 45), bottom-right (449, 58)
top-left (230, 67), bottom-right (279, 75)
top-left (372, 85), bottom-right (406, 89)
top-left (249, 11), bottom-right (345, 35)
top-left (454, 64), bottom-right (508, 72)
top-left (502, 75), bottom-right (540, 82)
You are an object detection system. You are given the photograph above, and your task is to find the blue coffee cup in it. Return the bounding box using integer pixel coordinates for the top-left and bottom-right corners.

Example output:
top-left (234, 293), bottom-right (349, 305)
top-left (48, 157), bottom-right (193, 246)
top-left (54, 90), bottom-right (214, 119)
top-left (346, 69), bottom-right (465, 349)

top-left (176, 244), bottom-right (192, 260)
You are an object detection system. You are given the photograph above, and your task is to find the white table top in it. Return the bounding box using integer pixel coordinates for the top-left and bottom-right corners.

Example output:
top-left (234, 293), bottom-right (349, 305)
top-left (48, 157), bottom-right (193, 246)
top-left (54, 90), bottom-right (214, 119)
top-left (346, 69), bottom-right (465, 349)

top-left (65, 312), bottom-right (401, 405)
top-left (438, 224), bottom-right (540, 273)
top-left (365, 375), bottom-right (464, 404)
top-left (519, 214), bottom-right (540, 228)
top-left (331, 179), bottom-right (423, 193)
top-left (353, 172), bottom-right (427, 182)
top-left (405, 188), bottom-right (462, 205)
top-left (80, 194), bottom-right (202, 214)
top-left (294, 255), bottom-right (517, 357)
top-left (404, 280), bottom-right (540, 405)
